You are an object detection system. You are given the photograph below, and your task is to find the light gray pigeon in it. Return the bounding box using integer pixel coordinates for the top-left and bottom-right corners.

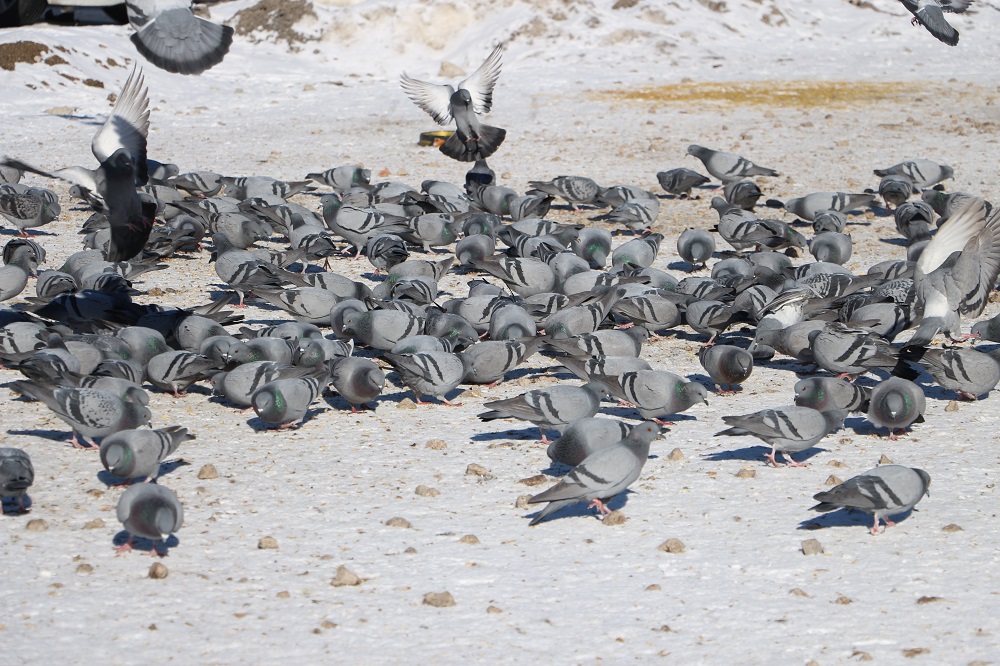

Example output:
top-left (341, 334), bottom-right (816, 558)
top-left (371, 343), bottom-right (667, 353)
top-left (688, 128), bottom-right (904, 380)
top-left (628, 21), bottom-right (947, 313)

top-left (810, 326), bottom-right (899, 379)
top-left (687, 145), bottom-right (778, 183)
top-left (723, 179), bottom-right (763, 210)
top-left (546, 417), bottom-right (633, 467)
top-left (597, 370), bottom-right (708, 424)
top-left (603, 198), bottom-right (660, 234)
top-left (146, 350), bottom-right (220, 396)
top-left (611, 234), bottom-right (662, 268)
top-left (656, 168), bottom-right (710, 197)
top-left (251, 370), bottom-right (327, 429)
top-left (528, 421), bottom-right (660, 525)
top-left (894, 201), bottom-right (935, 243)
top-left (527, 176), bottom-right (602, 209)
top-left (711, 197), bottom-right (762, 250)
top-left (867, 377), bottom-right (926, 439)
top-left (383, 351), bottom-right (468, 406)
top-left (342, 309), bottom-right (424, 351)
top-left (908, 197), bottom-right (1000, 346)
top-left (126, 0), bottom-right (234, 75)
top-left (899, 0), bottom-right (971, 46)
top-left (812, 464), bottom-right (931, 534)
top-left (0, 246), bottom-right (35, 301)
top-left (903, 346), bottom-right (1000, 400)
top-left (571, 228), bottom-right (612, 268)
top-left (212, 232), bottom-right (306, 307)
top-left (471, 255), bottom-right (556, 297)
top-left (794, 377), bottom-right (870, 413)
top-left (717, 406), bottom-right (846, 467)
top-left (328, 357), bottom-right (385, 411)
top-left (698, 344), bottom-right (753, 394)
top-left (460, 338), bottom-right (544, 385)
top-left (115, 482), bottom-right (183, 555)
top-left (478, 382), bottom-right (609, 441)
top-left (810, 231), bottom-right (853, 265)
top-left (878, 174), bottom-right (914, 209)
top-left (546, 327), bottom-right (649, 358)
top-left (400, 44), bottom-right (506, 162)
top-left (875, 158), bottom-right (954, 188)
top-left (782, 192), bottom-right (875, 221)
top-left (364, 234), bottom-right (409, 273)
top-left (307, 166), bottom-right (372, 192)
top-left (0, 447), bottom-right (33, 513)
top-left (212, 361), bottom-right (314, 407)
top-left (612, 293), bottom-right (682, 333)
top-left (971, 311), bottom-right (1000, 342)
top-left (812, 209), bottom-right (848, 234)
top-left (13, 382), bottom-right (151, 449)
top-left (100, 426), bottom-right (193, 483)
top-left (677, 228), bottom-right (715, 270)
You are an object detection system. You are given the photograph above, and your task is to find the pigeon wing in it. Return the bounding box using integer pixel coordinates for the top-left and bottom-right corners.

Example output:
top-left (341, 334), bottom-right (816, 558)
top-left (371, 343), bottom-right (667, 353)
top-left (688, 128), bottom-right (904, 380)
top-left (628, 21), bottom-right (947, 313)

top-left (458, 43), bottom-right (503, 115)
top-left (399, 75), bottom-right (455, 125)
top-left (91, 66), bottom-right (150, 184)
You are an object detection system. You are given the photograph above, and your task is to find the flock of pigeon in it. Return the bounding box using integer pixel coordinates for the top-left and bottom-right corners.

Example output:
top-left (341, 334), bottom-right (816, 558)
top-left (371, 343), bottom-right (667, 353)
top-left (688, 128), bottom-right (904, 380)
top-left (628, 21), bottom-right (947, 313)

top-left (0, 32), bottom-right (995, 557)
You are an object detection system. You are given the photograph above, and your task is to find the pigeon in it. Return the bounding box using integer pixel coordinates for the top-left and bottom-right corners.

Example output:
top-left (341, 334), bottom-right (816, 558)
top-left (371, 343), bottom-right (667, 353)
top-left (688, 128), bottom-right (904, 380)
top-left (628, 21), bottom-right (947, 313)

top-left (364, 234), bottom-right (409, 273)
top-left (556, 354), bottom-right (653, 384)
top-left (146, 350), bottom-right (220, 397)
top-left (812, 209), bottom-right (848, 234)
top-left (571, 228), bottom-right (612, 269)
top-left (307, 166), bottom-right (372, 191)
top-left (13, 382), bottom-right (152, 449)
top-left (810, 326), bottom-right (900, 379)
top-left (0, 245), bottom-right (35, 301)
top-left (971, 311), bottom-right (1000, 342)
top-left (546, 327), bottom-right (649, 358)
top-left (251, 370), bottom-right (327, 429)
top-left (811, 464), bottom-right (931, 534)
top-left (794, 377), bottom-right (870, 413)
top-left (400, 43), bottom-right (506, 162)
top-left (723, 179), bottom-right (763, 210)
top-left (460, 338), bottom-right (543, 385)
top-left (545, 417), bottom-right (633, 467)
top-left (894, 201), bottom-right (935, 243)
top-left (99, 426), bottom-right (193, 483)
top-left (126, 0), bottom-right (234, 75)
top-left (211, 233), bottom-right (305, 307)
top-left (478, 382), bottom-right (609, 441)
top-left (327, 357), bottom-right (385, 411)
top-left (781, 192), bottom-right (875, 221)
top-left (612, 293), bottom-right (682, 333)
top-left (698, 344), bottom-right (753, 394)
top-left (603, 198), bottom-right (660, 234)
top-left (528, 421), bottom-right (660, 525)
top-left (383, 351), bottom-right (468, 406)
top-left (908, 197), bottom-right (1000, 346)
top-left (878, 174), bottom-right (914, 209)
top-left (899, 0), bottom-right (972, 46)
top-left (0, 189), bottom-right (60, 236)
top-left (866, 377), bottom-right (926, 439)
top-left (115, 482), bottom-right (183, 555)
top-left (902, 346), bottom-right (1000, 400)
top-left (676, 228), bottom-right (715, 270)
top-left (471, 255), bottom-right (556, 297)
top-left (211, 361), bottom-right (314, 407)
top-left (687, 145), bottom-right (778, 183)
top-left (0, 447), bottom-right (33, 513)
top-left (4, 67), bottom-right (154, 261)
top-left (717, 406), bottom-right (846, 467)
top-left (341, 308), bottom-right (424, 351)
top-left (810, 231), bottom-right (852, 265)
top-left (875, 158), bottom-right (954, 188)
top-left (597, 370), bottom-right (708, 424)
top-left (656, 168), bottom-right (710, 197)
top-left (527, 176), bottom-right (602, 209)
top-left (611, 233), bottom-right (662, 268)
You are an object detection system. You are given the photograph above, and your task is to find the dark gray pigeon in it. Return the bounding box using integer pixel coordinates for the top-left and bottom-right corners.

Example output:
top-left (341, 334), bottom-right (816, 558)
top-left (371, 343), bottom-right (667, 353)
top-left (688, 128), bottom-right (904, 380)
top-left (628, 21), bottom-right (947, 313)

top-left (656, 168), bottom-right (710, 197)
top-left (400, 44), bottom-right (506, 162)
top-left (527, 176), bottom-right (602, 210)
top-left (251, 369), bottom-right (328, 429)
top-left (328, 357), bottom-right (385, 411)
top-left (811, 464), bottom-right (931, 534)
top-left (0, 447), bottom-right (33, 513)
top-left (698, 344), bottom-right (753, 394)
top-left (384, 351), bottom-right (468, 406)
top-left (597, 370), bottom-right (708, 424)
top-left (528, 421), bottom-right (660, 525)
top-left (479, 382), bottom-right (609, 442)
top-left (794, 377), bottom-right (870, 413)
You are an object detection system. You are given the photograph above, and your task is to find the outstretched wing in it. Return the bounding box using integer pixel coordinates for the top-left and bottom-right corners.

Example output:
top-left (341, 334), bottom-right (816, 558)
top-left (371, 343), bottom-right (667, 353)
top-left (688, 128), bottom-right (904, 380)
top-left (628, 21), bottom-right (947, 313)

top-left (91, 66), bottom-right (150, 184)
top-left (458, 43), bottom-right (503, 115)
top-left (399, 75), bottom-right (454, 125)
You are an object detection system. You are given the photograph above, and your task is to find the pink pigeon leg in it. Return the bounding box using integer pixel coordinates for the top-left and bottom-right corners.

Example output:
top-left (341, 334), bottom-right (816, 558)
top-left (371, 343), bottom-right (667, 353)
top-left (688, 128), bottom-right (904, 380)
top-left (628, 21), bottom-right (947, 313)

top-left (781, 452), bottom-right (810, 468)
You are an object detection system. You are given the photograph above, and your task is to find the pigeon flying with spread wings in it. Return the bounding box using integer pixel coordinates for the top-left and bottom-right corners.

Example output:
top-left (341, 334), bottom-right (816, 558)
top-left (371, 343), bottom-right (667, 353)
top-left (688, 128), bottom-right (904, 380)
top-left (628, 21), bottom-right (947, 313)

top-left (400, 44), bottom-right (506, 162)
top-left (126, 0), bottom-right (235, 75)
top-left (2, 66), bottom-right (155, 262)
top-left (899, 0), bottom-right (972, 46)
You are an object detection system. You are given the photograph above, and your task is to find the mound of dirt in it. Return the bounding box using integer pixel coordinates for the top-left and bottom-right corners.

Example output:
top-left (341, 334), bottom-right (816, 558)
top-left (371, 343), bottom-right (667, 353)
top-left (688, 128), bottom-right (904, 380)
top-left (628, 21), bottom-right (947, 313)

top-left (233, 0), bottom-right (318, 46)
top-left (0, 41), bottom-right (48, 71)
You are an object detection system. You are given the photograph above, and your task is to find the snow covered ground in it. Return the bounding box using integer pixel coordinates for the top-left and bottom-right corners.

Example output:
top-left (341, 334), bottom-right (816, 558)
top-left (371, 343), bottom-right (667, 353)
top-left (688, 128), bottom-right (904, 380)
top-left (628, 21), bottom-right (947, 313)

top-left (2, 0), bottom-right (1000, 663)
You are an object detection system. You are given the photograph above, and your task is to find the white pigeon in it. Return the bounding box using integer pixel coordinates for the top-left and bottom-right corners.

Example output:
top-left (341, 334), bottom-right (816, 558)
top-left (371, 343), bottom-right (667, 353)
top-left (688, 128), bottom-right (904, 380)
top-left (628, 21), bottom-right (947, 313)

top-left (400, 44), bottom-right (506, 162)
top-left (908, 196), bottom-right (1000, 346)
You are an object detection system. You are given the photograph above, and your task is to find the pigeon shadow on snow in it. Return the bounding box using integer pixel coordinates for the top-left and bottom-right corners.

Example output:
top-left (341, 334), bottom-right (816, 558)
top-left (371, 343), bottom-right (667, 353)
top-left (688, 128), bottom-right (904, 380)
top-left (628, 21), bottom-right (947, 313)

top-left (0, 228), bottom-right (58, 237)
top-left (797, 507), bottom-right (918, 532)
top-left (7, 427), bottom-right (78, 445)
top-left (526, 491), bottom-right (632, 525)
top-left (96, 459), bottom-right (191, 487)
top-left (1, 495), bottom-right (32, 514)
top-left (112, 530), bottom-right (180, 556)
top-left (703, 444), bottom-right (827, 464)
top-left (667, 259), bottom-right (713, 272)
top-left (471, 426), bottom-right (551, 442)
top-left (245, 407), bottom-right (327, 431)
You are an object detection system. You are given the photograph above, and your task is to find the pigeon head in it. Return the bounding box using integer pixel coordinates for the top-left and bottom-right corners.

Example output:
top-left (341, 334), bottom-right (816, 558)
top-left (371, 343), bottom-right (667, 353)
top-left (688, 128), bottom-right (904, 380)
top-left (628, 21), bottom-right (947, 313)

top-left (451, 88), bottom-right (474, 108)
